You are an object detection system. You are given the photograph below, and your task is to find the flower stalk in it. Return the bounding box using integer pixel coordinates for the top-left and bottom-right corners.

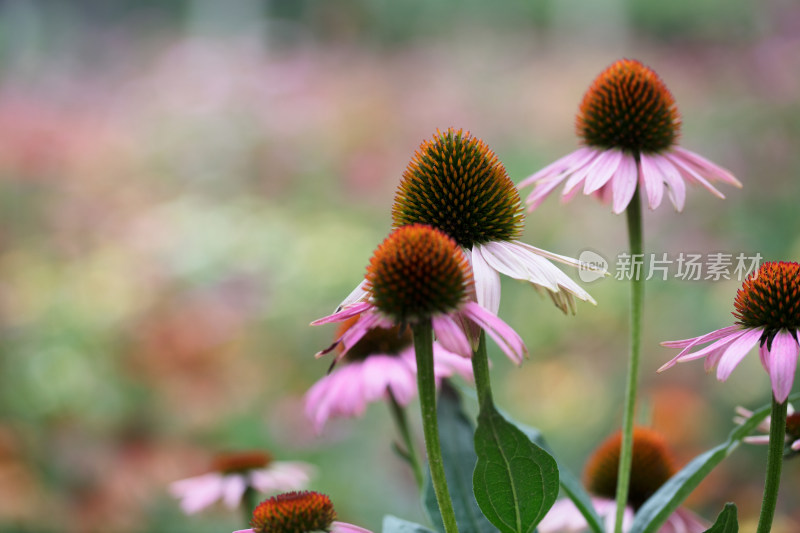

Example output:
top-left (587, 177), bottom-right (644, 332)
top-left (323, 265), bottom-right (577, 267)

top-left (614, 186), bottom-right (644, 533)
top-left (413, 320), bottom-right (459, 533)
top-left (756, 397), bottom-right (788, 533)
top-left (387, 390), bottom-right (424, 489)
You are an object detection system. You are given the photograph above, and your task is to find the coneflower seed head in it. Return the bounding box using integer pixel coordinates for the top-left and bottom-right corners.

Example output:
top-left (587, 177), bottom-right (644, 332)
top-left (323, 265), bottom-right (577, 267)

top-left (733, 261), bottom-right (800, 345)
top-left (392, 128), bottom-right (524, 249)
top-left (577, 59), bottom-right (681, 154)
top-left (250, 491), bottom-right (336, 533)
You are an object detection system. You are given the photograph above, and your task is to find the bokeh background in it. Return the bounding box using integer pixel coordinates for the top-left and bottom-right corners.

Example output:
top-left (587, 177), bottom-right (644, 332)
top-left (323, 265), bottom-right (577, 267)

top-left (1, 0), bottom-right (799, 531)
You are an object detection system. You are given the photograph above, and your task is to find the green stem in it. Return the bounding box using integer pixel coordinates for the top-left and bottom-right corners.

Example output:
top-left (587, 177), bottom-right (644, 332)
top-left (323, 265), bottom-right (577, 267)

top-left (756, 397), bottom-right (788, 533)
top-left (242, 484), bottom-right (259, 527)
top-left (471, 331), bottom-right (494, 409)
top-left (413, 319), bottom-right (459, 533)
top-left (614, 186), bottom-right (644, 533)
top-left (388, 389), bottom-right (425, 489)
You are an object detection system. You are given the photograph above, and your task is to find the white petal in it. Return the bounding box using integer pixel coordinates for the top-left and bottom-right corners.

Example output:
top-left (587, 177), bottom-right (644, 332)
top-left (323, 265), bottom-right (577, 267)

top-left (472, 245), bottom-right (502, 315)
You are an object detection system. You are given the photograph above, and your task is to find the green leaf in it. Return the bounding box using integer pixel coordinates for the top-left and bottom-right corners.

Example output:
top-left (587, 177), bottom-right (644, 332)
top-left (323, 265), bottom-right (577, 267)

top-left (423, 384), bottom-right (497, 533)
top-left (473, 402), bottom-right (559, 533)
top-left (630, 397), bottom-right (781, 533)
top-left (382, 515), bottom-right (438, 533)
top-left (703, 503), bottom-right (738, 533)
top-left (517, 426), bottom-right (604, 533)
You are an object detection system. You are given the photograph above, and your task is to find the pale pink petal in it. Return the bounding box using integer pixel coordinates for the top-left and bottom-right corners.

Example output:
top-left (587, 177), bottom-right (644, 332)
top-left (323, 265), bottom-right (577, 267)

top-left (518, 147), bottom-right (596, 188)
top-left (651, 154), bottom-right (686, 211)
top-left (661, 325), bottom-right (743, 349)
top-left (233, 529), bottom-right (255, 533)
top-left (759, 342), bottom-right (771, 373)
top-left (525, 174), bottom-right (571, 211)
top-left (333, 310), bottom-right (386, 361)
top-left (744, 435), bottom-right (772, 445)
top-left (715, 328), bottom-right (763, 381)
top-left (480, 240), bottom-right (559, 291)
top-left (332, 521), bottom-right (375, 533)
top-left (666, 152), bottom-right (725, 199)
top-left (536, 498), bottom-right (591, 532)
top-left (661, 507), bottom-right (709, 533)
top-left (611, 153), bottom-right (639, 214)
top-left (462, 302), bottom-right (526, 364)
top-left (472, 245), bottom-right (502, 315)
top-left (170, 473), bottom-right (225, 515)
top-left (584, 148), bottom-right (623, 193)
top-left (658, 327), bottom-right (748, 372)
top-left (432, 314), bottom-right (473, 358)
top-left (639, 153), bottom-right (665, 210)
top-left (671, 146), bottom-right (742, 187)
top-left (791, 439), bottom-right (800, 451)
top-left (250, 462), bottom-right (314, 494)
top-left (767, 331), bottom-right (799, 403)
top-left (431, 343), bottom-right (475, 382)
top-left (562, 149), bottom-right (604, 195)
top-left (336, 279), bottom-right (370, 311)
top-left (311, 302), bottom-right (372, 326)
top-left (221, 474), bottom-right (247, 509)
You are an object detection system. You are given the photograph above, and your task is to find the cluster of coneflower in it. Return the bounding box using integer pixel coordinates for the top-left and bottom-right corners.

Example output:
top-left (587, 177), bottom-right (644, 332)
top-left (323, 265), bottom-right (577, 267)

top-left (169, 59), bottom-right (799, 533)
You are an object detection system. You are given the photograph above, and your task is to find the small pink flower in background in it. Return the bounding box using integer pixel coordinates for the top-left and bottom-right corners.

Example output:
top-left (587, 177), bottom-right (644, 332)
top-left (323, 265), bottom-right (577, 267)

top-left (538, 428), bottom-right (707, 533)
top-left (660, 261), bottom-right (800, 403)
top-left (305, 317), bottom-right (473, 433)
top-left (233, 491), bottom-right (372, 533)
top-left (313, 224), bottom-right (527, 365)
top-left (735, 404), bottom-right (800, 454)
top-left (520, 59), bottom-right (741, 214)
top-left (170, 451), bottom-right (313, 514)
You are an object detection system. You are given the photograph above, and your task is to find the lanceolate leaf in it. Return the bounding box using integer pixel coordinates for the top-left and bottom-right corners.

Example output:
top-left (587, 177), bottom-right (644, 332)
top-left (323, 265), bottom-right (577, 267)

top-left (703, 503), bottom-right (738, 533)
top-left (473, 403), bottom-right (559, 533)
top-left (423, 384), bottom-right (496, 533)
top-left (382, 515), bottom-right (438, 533)
top-left (630, 397), bottom-right (783, 533)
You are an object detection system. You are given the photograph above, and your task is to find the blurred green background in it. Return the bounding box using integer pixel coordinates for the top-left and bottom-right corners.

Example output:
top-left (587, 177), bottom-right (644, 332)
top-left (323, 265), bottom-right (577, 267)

top-left (0, 0), bottom-right (799, 531)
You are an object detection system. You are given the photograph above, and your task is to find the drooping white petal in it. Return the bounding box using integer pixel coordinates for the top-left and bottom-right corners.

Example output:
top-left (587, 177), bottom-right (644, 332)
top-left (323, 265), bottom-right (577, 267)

top-left (472, 245), bottom-right (502, 315)
top-left (336, 279), bottom-right (370, 311)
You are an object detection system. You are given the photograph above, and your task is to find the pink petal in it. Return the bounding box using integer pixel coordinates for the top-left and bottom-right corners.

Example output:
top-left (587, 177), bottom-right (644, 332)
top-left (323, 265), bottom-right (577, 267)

top-left (583, 148), bottom-right (623, 193)
top-left (432, 343), bottom-right (475, 382)
top-left (666, 151), bottom-right (726, 199)
top-left (561, 149), bottom-right (603, 195)
top-left (472, 245), bottom-right (502, 315)
top-left (536, 498), bottom-right (589, 532)
top-left (659, 327), bottom-right (748, 373)
top-left (661, 325), bottom-right (743, 349)
top-left (311, 302), bottom-right (372, 326)
top-left (651, 154), bottom-right (686, 211)
top-left (639, 153), bottom-right (665, 210)
top-left (611, 153), bottom-right (638, 214)
top-left (333, 311), bottom-right (386, 361)
top-left (671, 146), bottom-right (742, 187)
top-left (462, 302), bottom-right (526, 364)
top-left (221, 474), bottom-right (247, 509)
top-left (335, 279), bottom-right (370, 311)
top-left (767, 331), bottom-right (799, 403)
top-left (518, 147), bottom-right (596, 188)
top-left (662, 507), bottom-right (709, 533)
top-left (525, 175), bottom-right (570, 211)
top-left (170, 473), bottom-right (225, 515)
top-left (715, 328), bottom-right (762, 381)
top-left (233, 530), bottom-right (255, 533)
top-left (432, 314), bottom-right (473, 358)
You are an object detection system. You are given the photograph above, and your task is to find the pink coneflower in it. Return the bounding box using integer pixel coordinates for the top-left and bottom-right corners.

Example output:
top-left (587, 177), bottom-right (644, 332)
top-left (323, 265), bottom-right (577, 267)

top-left (660, 261), bottom-right (800, 403)
top-left (233, 491), bottom-right (372, 533)
top-left (538, 428), bottom-right (707, 533)
top-left (344, 128), bottom-right (596, 316)
top-left (170, 451), bottom-right (313, 514)
top-left (313, 224), bottom-right (526, 364)
top-left (735, 404), bottom-right (800, 455)
top-left (519, 59), bottom-right (741, 214)
top-left (304, 317), bottom-right (473, 433)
